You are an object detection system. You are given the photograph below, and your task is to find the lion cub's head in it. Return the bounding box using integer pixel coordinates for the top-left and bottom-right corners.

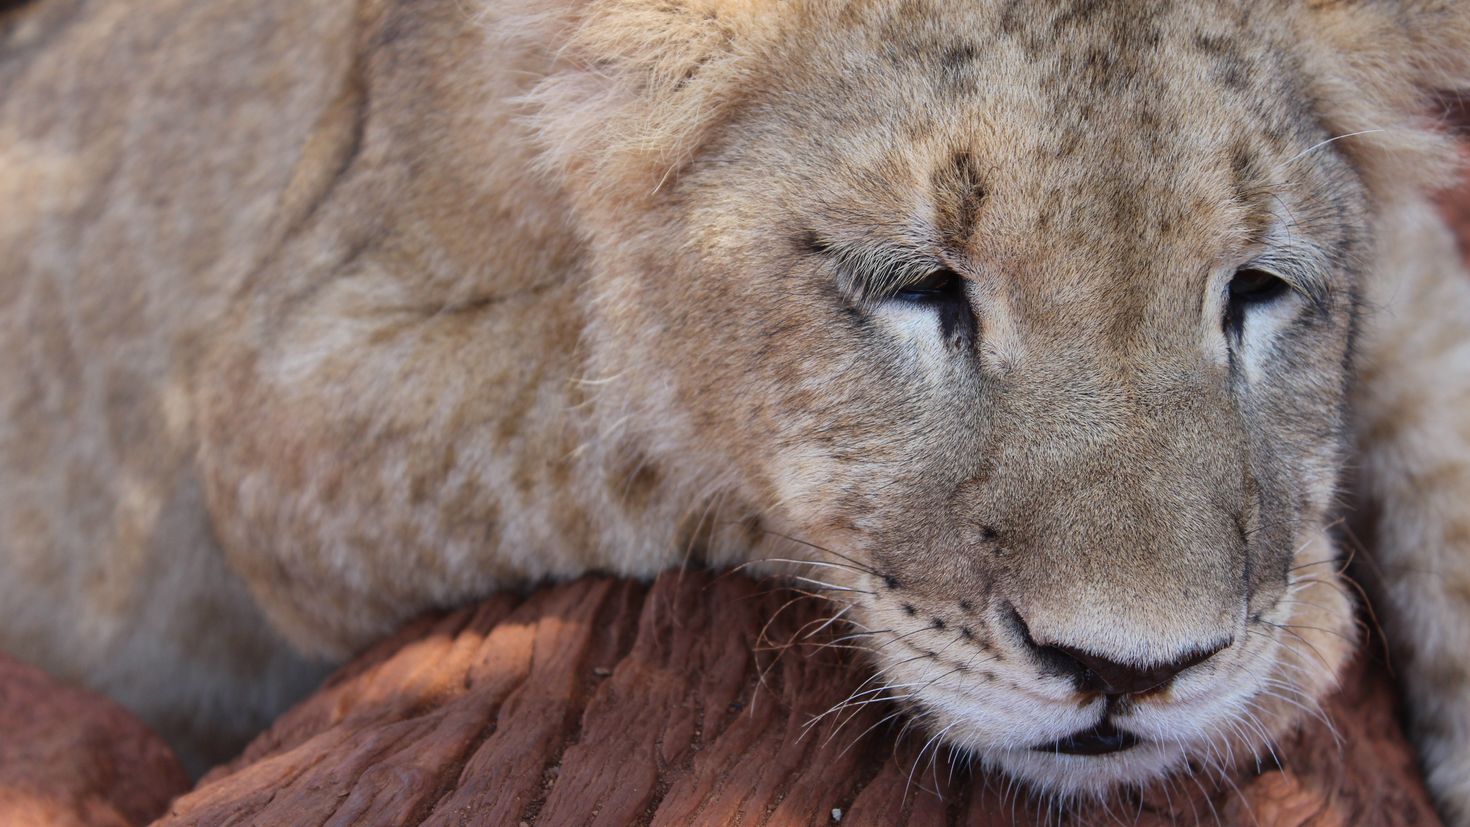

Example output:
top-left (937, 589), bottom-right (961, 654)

top-left (517, 0), bottom-right (1470, 798)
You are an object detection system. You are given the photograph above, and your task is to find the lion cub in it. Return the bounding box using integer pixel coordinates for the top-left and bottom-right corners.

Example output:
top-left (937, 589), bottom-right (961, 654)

top-left (3, 0), bottom-right (1469, 819)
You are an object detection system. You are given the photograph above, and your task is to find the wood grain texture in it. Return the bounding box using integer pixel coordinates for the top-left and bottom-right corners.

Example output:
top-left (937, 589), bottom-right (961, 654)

top-left (156, 571), bottom-right (1439, 827)
top-left (0, 653), bottom-right (189, 827)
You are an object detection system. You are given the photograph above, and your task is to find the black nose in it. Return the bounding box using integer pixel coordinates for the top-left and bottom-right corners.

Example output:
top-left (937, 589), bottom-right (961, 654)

top-left (1010, 609), bottom-right (1229, 695)
top-left (1046, 642), bottom-right (1226, 695)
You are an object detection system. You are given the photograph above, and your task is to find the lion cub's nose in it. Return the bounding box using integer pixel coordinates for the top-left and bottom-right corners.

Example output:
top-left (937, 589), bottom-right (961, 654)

top-left (1010, 608), bottom-right (1229, 695)
top-left (1046, 642), bottom-right (1227, 695)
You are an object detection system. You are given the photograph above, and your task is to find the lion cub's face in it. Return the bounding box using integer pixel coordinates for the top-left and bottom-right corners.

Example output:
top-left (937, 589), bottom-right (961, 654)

top-left (586, 2), bottom-right (1364, 796)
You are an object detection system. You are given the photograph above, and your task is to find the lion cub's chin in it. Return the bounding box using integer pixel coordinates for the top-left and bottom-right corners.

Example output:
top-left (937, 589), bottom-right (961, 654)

top-left (924, 699), bottom-right (1250, 800)
top-left (904, 679), bottom-right (1293, 801)
top-left (957, 699), bottom-right (1287, 800)
top-left (983, 741), bottom-right (1194, 799)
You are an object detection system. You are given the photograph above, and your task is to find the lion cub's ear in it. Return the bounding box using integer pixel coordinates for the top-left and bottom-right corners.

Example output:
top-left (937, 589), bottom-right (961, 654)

top-left (1303, 1), bottom-right (1470, 195)
top-left (509, 0), bottom-right (782, 208)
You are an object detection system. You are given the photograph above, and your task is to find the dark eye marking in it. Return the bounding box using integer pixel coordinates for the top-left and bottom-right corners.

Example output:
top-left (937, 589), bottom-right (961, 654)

top-left (893, 268), bottom-right (976, 348)
top-left (1223, 267), bottom-right (1291, 338)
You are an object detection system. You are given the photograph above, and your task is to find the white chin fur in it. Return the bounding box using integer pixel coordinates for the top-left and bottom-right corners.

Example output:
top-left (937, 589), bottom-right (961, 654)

top-left (919, 649), bottom-right (1285, 799)
top-left (979, 741), bottom-right (1190, 799)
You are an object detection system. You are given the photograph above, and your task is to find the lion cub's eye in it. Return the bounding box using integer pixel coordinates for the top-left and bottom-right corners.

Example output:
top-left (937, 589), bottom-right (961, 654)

top-left (888, 268), bottom-right (975, 345)
top-left (1228, 268), bottom-right (1289, 304)
top-left (894, 269), bottom-right (963, 304)
top-left (1224, 267), bottom-right (1290, 337)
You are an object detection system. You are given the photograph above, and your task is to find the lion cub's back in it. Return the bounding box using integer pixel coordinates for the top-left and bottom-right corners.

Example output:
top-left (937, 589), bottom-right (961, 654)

top-left (0, 0), bottom-right (354, 767)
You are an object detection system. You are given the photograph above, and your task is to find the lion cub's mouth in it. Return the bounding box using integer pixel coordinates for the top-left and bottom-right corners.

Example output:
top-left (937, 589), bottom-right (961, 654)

top-left (1032, 721), bottom-right (1142, 756)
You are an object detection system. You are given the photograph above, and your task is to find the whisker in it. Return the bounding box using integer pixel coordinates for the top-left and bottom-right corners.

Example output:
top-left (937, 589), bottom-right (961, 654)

top-left (807, 691), bottom-right (920, 739)
top-left (905, 721), bottom-right (958, 805)
top-left (838, 706), bottom-right (909, 758)
top-left (784, 575), bottom-right (875, 595)
top-left (808, 629), bottom-right (892, 656)
top-left (1256, 619), bottom-right (1345, 669)
top-left (1282, 129), bottom-right (1385, 166)
top-left (1265, 620), bottom-right (1354, 642)
top-left (775, 606), bottom-right (853, 643)
top-left (1234, 703), bottom-right (1283, 770)
top-left (733, 557), bottom-right (872, 577)
top-left (740, 525), bottom-right (879, 575)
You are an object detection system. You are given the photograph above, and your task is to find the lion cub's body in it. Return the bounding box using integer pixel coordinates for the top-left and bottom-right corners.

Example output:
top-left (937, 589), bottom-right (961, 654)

top-left (3, 0), bottom-right (1470, 820)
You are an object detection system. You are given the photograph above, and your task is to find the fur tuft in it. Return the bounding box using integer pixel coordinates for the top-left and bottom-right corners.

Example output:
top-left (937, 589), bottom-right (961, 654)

top-left (504, 0), bottom-right (781, 207)
top-left (1303, 1), bottom-right (1470, 199)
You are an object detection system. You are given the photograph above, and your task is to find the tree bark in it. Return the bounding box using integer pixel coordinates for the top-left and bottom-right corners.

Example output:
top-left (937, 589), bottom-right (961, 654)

top-left (156, 571), bottom-right (1440, 827)
top-left (0, 654), bottom-right (189, 827)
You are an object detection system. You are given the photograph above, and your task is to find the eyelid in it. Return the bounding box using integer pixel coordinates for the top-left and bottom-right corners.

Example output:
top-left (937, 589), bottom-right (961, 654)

top-left (894, 268), bottom-right (963, 298)
top-left (820, 243), bottom-right (948, 310)
top-left (1245, 251), bottom-right (1331, 311)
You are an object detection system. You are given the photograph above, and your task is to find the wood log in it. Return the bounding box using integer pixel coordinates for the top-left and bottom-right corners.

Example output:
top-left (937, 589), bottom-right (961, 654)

top-left (157, 571), bottom-right (1440, 826)
top-left (0, 653), bottom-right (189, 827)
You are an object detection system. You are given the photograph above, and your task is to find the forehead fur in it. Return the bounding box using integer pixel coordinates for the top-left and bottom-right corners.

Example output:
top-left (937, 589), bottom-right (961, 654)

top-left (511, 0), bottom-right (1470, 206)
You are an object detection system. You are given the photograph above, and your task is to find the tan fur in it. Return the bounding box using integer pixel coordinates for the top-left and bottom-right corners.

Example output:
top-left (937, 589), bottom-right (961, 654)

top-left (1, 0), bottom-right (1468, 817)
